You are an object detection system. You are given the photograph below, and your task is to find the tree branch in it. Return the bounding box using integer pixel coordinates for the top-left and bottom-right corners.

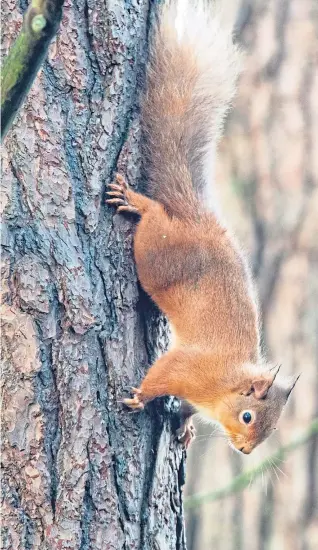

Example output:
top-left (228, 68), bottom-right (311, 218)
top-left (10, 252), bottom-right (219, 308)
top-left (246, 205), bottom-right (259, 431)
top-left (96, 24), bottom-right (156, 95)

top-left (185, 418), bottom-right (318, 510)
top-left (1, 0), bottom-right (65, 141)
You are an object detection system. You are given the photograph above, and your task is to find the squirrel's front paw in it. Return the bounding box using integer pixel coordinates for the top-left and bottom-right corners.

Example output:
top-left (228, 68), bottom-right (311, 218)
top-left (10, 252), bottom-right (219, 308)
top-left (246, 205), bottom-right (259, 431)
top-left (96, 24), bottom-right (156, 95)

top-left (106, 173), bottom-right (140, 215)
top-left (122, 386), bottom-right (145, 411)
top-left (176, 421), bottom-right (196, 449)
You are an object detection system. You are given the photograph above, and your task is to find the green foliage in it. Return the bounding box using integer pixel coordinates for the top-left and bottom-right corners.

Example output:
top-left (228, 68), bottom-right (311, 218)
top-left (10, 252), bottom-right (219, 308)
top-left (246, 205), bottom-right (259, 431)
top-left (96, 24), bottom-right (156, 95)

top-left (1, 0), bottom-right (64, 141)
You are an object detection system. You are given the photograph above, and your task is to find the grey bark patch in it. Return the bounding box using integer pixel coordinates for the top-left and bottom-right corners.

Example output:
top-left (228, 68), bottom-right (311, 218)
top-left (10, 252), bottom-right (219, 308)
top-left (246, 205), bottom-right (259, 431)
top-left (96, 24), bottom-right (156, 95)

top-left (1, 1), bottom-right (187, 548)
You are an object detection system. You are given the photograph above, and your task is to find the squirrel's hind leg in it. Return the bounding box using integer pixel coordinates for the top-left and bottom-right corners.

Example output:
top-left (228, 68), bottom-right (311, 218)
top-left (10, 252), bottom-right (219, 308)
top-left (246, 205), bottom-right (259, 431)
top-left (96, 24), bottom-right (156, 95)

top-left (106, 173), bottom-right (152, 215)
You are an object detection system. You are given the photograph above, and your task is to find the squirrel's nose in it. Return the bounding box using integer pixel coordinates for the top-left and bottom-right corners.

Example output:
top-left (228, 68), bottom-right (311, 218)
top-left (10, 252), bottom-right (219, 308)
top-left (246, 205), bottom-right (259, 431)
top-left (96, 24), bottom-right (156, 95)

top-left (239, 446), bottom-right (251, 454)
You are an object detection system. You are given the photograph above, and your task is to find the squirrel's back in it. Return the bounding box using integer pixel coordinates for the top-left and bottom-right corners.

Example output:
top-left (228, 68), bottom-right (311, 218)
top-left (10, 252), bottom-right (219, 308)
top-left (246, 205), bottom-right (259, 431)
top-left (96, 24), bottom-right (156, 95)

top-left (141, 0), bottom-right (241, 218)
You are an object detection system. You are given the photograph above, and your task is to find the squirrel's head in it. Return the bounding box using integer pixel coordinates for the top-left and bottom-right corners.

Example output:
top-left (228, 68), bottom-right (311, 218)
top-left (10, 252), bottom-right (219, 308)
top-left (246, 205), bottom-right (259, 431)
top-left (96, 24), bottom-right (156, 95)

top-left (216, 365), bottom-right (300, 454)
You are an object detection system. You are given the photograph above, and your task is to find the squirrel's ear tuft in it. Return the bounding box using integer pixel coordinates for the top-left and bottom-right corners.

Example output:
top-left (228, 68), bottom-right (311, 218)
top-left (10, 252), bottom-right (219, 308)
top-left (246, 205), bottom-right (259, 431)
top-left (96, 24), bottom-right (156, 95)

top-left (269, 364), bottom-right (282, 382)
top-left (285, 373), bottom-right (301, 400)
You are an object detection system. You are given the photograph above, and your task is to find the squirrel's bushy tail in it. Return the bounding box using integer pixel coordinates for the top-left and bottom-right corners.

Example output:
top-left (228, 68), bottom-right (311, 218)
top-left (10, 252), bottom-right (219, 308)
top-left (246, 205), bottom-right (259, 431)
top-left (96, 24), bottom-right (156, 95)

top-left (141, 0), bottom-right (241, 218)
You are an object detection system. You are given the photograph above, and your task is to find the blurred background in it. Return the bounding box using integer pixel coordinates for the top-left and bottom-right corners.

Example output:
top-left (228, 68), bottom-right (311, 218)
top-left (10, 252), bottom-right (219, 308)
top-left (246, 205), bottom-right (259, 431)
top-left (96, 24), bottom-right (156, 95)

top-left (184, 1), bottom-right (318, 549)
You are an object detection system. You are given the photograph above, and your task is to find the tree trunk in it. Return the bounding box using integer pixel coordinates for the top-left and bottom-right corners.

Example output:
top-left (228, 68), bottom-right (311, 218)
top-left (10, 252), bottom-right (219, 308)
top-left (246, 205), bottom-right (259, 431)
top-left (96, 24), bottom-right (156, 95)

top-left (185, 0), bottom-right (318, 549)
top-left (1, 2), bottom-right (186, 549)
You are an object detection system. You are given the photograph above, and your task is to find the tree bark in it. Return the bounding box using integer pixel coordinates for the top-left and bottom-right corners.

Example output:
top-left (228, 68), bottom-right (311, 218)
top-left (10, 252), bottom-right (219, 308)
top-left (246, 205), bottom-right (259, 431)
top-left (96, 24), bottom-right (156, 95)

top-left (185, 0), bottom-right (318, 549)
top-left (1, 1), bottom-right (187, 549)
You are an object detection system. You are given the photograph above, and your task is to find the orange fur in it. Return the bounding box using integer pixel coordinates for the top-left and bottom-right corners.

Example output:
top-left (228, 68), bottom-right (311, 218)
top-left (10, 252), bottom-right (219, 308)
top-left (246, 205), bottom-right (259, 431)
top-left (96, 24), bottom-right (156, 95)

top-left (106, 2), bottom-right (299, 453)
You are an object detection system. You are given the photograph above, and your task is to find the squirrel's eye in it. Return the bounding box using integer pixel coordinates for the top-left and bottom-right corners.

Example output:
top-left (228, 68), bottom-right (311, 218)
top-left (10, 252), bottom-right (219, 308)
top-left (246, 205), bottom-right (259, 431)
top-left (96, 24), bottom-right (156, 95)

top-left (239, 410), bottom-right (255, 425)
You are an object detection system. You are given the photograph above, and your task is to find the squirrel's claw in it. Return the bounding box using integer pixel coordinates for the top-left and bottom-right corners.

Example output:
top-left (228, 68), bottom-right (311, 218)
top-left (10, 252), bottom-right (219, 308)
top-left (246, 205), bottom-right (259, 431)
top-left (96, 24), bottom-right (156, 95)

top-left (106, 191), bottom-right (125, 198)
top-left (115, 173), bottom-right (128, 189)
top-left (106, 198), bottom-right (126, 206)
top-left (108, 183), bottom-right (124, 192)
top-left (106, 174), bottom-right (140, 215)
top-left (107, 173), bottom-right (128, 194)
top-left (122, 386), bottom-right (144, 410)
top-left (122, 396), bottom-right (144, 410)
top-left (117, 205), bottom-right (140, 214)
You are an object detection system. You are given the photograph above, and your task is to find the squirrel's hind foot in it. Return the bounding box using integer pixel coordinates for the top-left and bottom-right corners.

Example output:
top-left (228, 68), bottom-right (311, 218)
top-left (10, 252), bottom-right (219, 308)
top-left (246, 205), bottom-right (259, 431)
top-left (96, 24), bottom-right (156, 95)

top-left (107, 173), bottom-right (154, 215)
top-left (106, 173), bottom-right (141, 215)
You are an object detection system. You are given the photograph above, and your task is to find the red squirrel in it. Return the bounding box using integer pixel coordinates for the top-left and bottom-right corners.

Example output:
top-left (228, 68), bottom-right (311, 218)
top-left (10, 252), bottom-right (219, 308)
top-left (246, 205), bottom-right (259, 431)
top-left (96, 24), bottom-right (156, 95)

top-left (107, 0), bottom-right (299, 454)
